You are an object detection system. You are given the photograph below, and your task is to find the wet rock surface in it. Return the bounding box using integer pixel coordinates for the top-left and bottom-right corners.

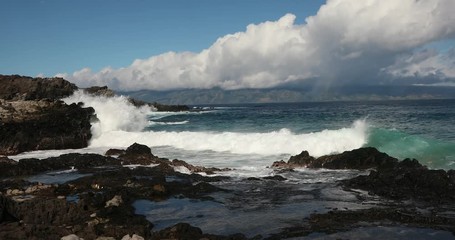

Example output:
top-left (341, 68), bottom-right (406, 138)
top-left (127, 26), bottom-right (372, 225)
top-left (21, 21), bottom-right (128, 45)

top-left (272, 147), bottom-right (398, 170)
top-left (1, 144), bottom-right (455, 239)
top-left (0, 143), bottom-right (233, 239)
top-left (0, 100), bottom-right (94, 155)
top-left (0, 76), bottom-right (191, 156)
top-left (0, 75), bottom-right (94, 155)
top-left (343, 158), bottom-right (455, 202)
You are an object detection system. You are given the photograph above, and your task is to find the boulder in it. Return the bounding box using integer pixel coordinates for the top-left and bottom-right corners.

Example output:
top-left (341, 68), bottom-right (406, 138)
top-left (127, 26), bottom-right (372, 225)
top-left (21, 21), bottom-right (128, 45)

top-left (288, 150), bottom-right (315, 166)
top-left (125, 143), bottom-right (152, 155)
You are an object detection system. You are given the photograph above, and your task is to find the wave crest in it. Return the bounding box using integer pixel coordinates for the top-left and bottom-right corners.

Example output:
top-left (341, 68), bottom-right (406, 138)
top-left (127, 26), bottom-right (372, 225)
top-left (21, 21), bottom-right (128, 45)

top-left (62, 90), bottom-right (153, 138)
top-left (90, 119), bottom-right (369, 157)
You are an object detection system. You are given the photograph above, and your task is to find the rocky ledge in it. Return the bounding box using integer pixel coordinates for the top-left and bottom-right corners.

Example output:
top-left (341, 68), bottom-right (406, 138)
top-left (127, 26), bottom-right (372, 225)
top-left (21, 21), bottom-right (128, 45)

top-left (1, 144), bottom-right (455, 239)
top-left (0, 75), bottom-right (191, 155)
top-left (0, 99), bottom-right (94, 155)
top-left (266, 148), bottom-right (455, 239)
top-left (0, 75), bottom-right (93, 155)
top-left (271, 147), bottom-right (398, 170)
top-left (0, 75), bottom-right (77, 101)
top-left (0, 143), bottom-right (238, 240)
top-left (271, 147), bottom-right (455, 203)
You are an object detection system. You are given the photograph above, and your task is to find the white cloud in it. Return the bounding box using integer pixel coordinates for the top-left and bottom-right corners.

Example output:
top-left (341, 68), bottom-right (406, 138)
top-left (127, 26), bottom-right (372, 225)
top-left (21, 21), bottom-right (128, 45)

top-left (60, 0), bottom-right (455, 91)
top-left (384, 48), bottom-right (455, 79)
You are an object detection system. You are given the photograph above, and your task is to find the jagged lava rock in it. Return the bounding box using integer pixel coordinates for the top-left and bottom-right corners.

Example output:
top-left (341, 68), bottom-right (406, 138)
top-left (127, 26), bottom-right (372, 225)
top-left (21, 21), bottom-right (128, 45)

top-left (272, 147), bottom-right (398, 170)
top-left (125, 143), bottom-right (152, 155)
top-left (313, 147), bottom-right (399, 169)
top-left (0, 153), bottom-right (119, 178)
top-left (0, 100), bottom-right (95, 155)
top-left (0, 74), bottom-right (77, 100)
top-left (0, 75), bottom-right (95, 155)
top-left (344, 158), bottom-right (455, 202)
top-left (83, 86), bottom-right (115, 97)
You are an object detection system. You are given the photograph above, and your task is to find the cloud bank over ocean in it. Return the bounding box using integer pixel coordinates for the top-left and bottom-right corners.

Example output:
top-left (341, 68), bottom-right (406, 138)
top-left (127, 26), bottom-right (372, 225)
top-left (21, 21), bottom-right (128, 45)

top-left (58, 0), bottom-right (455, 91)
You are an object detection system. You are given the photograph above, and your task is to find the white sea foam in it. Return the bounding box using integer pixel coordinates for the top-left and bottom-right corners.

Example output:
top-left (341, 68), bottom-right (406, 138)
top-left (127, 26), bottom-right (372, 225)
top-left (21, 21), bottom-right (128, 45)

top-left (57, 91), bottom-right (369, 170)
top-left (149, 120), bottom-right (189, 125)
top-left (62, 90), bottom-right (154, 138)
top-left (89, 119), bottom-right (368, 158)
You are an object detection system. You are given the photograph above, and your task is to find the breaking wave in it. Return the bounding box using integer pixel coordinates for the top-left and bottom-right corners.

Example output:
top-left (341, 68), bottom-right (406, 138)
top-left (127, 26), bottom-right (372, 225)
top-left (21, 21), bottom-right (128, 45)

top-left (62, 90), bottom-right (154, 138)
top-left (88, 120), bottom-right (368, 157)
top-left (63, 91), bottom-right (369, 157)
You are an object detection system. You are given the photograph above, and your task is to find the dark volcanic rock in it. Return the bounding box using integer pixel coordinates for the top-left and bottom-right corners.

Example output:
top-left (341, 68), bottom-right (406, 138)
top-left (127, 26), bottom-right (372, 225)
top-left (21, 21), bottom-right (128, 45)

top-left (0, 153), bottom-right (119, 178)
top-left (171, 159), bottom-right (227, 174)
top-left (288, 150), bottom-right (315, 166)
top-left (152, 102), bottom-right (190, 112)
top-left (344, 158), bottom-right (455, 202)
top-left (0, 144), bottom-right (233, 239)
top-left (83, 86), bottom-right (115, 97)
top-left (272, 147), bottom-right (398, 170)
top-left (0, 74), bottom-right (77, 100)
top-left (105, 148), bottom-right (126, 156)
top-left (118, 143), bottom-right (160, 166)
top-left (129, 97), bottom-right (190, 112)
top-left (268, 207), bottom-right (455, 239)
top-left (314, 147), bottom-right (398, 169)
top-left (152, 223), bottom-right (247, 240)
top-left (0, 100), bottom-right (95, 155)
top-left (125, 143), bottom-right (152, 155)
top-left (0, 75), bottom-right (95, 155)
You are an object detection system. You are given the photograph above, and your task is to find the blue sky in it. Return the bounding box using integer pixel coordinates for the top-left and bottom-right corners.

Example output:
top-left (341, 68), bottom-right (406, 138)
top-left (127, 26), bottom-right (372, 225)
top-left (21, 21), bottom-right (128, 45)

top-left (1, 0), bottom-right (455, 90)
top-left (0, 0), bottom-right (324, 76)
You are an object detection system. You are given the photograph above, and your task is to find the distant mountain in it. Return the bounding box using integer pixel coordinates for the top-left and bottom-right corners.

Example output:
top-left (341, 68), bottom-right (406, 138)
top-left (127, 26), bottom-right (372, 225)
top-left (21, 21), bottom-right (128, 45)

top-left (119, 85), bottom-right (455, 105)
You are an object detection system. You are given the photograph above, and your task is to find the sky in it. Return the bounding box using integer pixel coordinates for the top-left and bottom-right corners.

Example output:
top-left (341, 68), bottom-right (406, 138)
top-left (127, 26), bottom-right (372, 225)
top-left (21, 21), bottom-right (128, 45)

top-left (1, 0), bottom-right (455, 91)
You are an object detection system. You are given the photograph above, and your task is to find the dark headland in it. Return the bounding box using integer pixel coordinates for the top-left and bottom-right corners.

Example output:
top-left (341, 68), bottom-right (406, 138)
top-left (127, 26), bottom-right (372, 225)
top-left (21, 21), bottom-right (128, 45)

top-left (1, 75), bottom-right (455, 239)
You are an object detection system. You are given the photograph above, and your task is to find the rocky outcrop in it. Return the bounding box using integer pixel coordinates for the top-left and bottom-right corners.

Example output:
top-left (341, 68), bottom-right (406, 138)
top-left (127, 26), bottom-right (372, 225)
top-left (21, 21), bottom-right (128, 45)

top-left (0, 75), bottom-right (77, 100)
top-left (269, 207), bottom-right (455, 239)
top-left (0, 143), bottom-right (232, 240)
top-left (0, 153), bottom-right (119, 178)
top-left (272, 147), bottom-right (455, 202)
top-left (152, 102), bottom-right (190, 112)
top-left (344, 158), bottom-right (455, 202)
top-left (83, 86), bottom-right (115, 97)
top-left (128, 97), bottom-right (190, 112)
top-left (1, 144), bottom-right (455, 239)
top-left (0, 100), bottom-right (94, 155)
top-left (0, 75), bottom-right (95, 155)
top-left (272, 147), bottom-right (398, 170)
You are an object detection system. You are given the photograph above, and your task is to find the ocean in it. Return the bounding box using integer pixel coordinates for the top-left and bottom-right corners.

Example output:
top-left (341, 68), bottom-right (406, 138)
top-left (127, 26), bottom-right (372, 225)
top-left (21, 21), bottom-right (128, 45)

top-left (10, 91), bottom-right (455, 237)
top-left (13, 91), bottom-right (455, 171)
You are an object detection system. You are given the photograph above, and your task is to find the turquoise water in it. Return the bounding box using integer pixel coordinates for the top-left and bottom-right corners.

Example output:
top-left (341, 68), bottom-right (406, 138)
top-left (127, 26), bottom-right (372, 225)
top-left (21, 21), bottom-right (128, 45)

top-left (147, 99), bottom-right (455, 169)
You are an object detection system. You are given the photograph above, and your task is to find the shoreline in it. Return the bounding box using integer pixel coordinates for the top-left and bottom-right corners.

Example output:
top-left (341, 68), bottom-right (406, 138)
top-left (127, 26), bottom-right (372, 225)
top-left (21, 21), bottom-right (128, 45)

top-left (1, 144), bottom-right (455, 239)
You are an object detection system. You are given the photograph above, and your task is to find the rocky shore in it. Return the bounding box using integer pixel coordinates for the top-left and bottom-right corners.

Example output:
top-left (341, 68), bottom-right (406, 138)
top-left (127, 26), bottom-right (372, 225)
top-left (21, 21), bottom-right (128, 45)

top-left (1, 143), bottom-right (455, 239)
top-left (0, 75), bottom-right (94, 155)
top-left (1, 75), bottom-right (455, 239)
top-left (0, 75), bottom-right (190, 155)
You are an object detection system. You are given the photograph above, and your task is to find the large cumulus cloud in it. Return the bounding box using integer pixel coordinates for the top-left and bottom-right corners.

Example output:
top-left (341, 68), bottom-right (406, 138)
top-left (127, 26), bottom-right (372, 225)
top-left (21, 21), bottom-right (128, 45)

top-left (59, 0), bottom-right (455, 90)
